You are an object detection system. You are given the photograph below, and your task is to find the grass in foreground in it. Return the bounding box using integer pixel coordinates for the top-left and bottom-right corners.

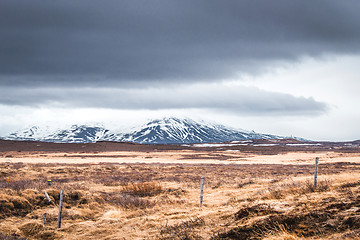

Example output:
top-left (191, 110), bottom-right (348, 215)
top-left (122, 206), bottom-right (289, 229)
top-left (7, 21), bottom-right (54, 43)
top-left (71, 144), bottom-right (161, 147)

top-left (1, 162), bottom-right (360, 239)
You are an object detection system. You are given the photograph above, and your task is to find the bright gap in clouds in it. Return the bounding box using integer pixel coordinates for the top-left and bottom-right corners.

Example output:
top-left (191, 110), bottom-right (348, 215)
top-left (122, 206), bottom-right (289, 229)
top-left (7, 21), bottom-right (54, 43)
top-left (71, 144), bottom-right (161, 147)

top-left (227, 54), bottom-right (360, 141)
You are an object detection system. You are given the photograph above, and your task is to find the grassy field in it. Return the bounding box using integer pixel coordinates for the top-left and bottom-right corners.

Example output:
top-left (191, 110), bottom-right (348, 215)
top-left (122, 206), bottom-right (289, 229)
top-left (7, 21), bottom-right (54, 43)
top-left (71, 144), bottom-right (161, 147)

top-left (1, 160), bottom-right (360, 239)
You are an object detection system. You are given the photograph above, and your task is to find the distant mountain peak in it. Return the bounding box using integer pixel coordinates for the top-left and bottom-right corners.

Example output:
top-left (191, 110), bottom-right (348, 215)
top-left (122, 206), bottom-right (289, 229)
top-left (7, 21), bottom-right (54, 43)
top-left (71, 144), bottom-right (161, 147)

top-left (4, 117), bottom-right (285, 144)
top-left (119, 117), bottom-right (281, 144)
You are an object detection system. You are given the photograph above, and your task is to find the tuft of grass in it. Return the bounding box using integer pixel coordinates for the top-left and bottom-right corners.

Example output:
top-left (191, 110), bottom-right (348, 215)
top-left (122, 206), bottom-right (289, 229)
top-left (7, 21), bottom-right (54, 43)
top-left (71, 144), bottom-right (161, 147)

top-left (263, 179), bottom-right (332, 199)
top-left (300, 179), bottom-right (331, 193)
top-left (159, 217), bottom-right (205, 240)
top-left (338, 180), bottom-right (360, 189)
top-left (102, 192), bottom-right (155, 209)
top-left (235, 204), bottom-right (279, 220)
top-left (0, 232), bottom-right (27, 240)
top-left (237, 179), bottom-right (255, 188)
top-left (0, 194), bottom-right (33, 219)
top-left (121, 182), bottom-right (162, 197)
top-left (18, 222), bottom-right (44, 237)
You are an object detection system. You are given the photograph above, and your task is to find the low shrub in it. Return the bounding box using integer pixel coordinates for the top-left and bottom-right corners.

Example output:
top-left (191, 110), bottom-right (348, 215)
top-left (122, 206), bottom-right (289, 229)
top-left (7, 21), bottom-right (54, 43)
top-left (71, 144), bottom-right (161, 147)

top-left (159, 217), bottom-right (205, 240)
top-left (44, 189), bottom-right (60, 203)
top-left (102, 192), bottom-right (155, 209)
top-left (263, 179), bottom-right (332, 199)
top-left (0, 195), bottom-right (33, 219)
top-left (121, 182), bottom-right (162, 197)
top-left (338, 180), bottom-right (360, 189)
top-left (0, 179), bottom-right (46, 192)
top-left (0, 232), bottom-right (27, 240)
top-left (19, 222), bottom-right (44, 237)
top-left (237, 179), bottom-right (255, 188)
top-left (235, 204), bottom-right (280, 220)
top-left (301, 179), bottom-right (331, 193)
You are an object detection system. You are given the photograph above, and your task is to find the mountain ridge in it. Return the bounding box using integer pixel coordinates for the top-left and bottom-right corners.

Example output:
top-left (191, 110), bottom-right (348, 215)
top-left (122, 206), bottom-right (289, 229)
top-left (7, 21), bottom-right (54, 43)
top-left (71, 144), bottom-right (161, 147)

top-left (4, 117), bottom-right (287, 144)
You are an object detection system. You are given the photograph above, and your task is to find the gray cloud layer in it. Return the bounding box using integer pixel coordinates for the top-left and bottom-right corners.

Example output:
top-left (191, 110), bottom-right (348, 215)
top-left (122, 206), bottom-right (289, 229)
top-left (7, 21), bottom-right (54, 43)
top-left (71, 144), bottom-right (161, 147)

top-left (1, 0), bottom-right (360, 87)
top-left (0, 85), bottom-right (328, 115)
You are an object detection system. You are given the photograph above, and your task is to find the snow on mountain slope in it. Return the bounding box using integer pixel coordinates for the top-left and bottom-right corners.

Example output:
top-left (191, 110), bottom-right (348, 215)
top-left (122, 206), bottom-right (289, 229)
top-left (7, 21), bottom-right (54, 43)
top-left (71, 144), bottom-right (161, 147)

top-left (45, 125), bottom-right (117, 143)
top-left (4, 117), bottom-right (284, 144)
top-left (118, 117), bottom-right (283, 144)
top-left (6, 126), bottom-right (54, 141)
top-left (6, 125), bottom-right (117, 143)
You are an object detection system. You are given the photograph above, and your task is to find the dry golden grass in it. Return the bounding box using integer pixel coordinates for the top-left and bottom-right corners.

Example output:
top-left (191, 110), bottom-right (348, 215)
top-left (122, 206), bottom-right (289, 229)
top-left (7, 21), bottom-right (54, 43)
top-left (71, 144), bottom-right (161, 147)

top-left (121, 182), bottom-right (163, 197)
top-left (1, 159), bottom-right (360, 239)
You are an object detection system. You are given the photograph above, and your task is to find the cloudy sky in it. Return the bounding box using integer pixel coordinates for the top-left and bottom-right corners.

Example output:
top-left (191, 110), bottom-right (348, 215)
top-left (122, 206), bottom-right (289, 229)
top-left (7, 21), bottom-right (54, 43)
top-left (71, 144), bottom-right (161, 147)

top-left (1, 0), bottom-right (360, 141)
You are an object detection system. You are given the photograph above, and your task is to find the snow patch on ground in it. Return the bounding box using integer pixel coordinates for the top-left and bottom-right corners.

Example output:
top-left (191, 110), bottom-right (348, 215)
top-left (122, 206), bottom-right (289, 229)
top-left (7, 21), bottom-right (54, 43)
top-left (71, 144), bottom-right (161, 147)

top-left (192, 143), bottom-right (249, 147)
top-left (252, 144), bottom-right (279, 146)
top-left (286, 143), bottom-right (322, 146)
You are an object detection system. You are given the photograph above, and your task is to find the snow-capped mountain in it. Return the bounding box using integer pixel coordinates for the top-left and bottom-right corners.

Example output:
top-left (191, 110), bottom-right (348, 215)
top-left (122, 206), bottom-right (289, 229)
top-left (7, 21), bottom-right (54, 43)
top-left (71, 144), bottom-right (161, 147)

top-left (6, 126), bottom-right (45, 141)
top-left (45, 125), bottom-right (117, 143)
top-left (6, 125), bottom-right (117, 143)
top-left (4, 117), bottom-right (284, 144)
top-left (120, 118), bottom-right (282, 144)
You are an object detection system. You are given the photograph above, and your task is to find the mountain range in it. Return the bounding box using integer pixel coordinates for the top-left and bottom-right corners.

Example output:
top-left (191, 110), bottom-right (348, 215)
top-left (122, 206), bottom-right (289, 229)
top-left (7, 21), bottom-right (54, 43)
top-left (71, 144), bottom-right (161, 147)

top-left (4, 117), bottom-right (286, 144)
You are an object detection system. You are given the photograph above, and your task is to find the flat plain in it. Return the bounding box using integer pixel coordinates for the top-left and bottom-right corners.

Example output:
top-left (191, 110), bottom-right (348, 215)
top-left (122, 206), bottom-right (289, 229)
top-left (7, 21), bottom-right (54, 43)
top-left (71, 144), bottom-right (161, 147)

top-left (1, 139), bottom-right (360, 239)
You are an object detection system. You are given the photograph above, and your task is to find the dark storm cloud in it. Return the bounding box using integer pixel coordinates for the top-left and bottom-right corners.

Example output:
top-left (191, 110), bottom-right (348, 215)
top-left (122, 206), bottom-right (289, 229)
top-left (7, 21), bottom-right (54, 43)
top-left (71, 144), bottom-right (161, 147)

top-left (1, 0), bottom-right (360, 87)
top-left (0, 86), bottom-right (328, 115)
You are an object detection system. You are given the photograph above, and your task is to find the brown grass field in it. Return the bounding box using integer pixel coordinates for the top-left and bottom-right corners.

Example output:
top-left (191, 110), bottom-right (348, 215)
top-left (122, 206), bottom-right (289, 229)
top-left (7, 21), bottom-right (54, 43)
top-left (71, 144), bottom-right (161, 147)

top-left (1, 140), bottom-right (360, 239)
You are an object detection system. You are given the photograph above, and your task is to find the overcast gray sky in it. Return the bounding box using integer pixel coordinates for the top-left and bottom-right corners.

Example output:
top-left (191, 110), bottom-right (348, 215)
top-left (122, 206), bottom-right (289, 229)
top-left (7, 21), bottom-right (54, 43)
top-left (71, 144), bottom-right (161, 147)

top-left (0, 0), bottom-right (360, 141)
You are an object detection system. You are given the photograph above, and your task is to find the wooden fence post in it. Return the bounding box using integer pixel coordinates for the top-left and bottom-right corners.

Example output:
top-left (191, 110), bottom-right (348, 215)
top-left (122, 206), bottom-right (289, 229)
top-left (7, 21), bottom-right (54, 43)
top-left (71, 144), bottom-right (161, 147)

top-left (43, 213), bottom-right (47, 225)
top-left (58, 190), bottom-right (64, 228)
top-left (314, 157), bottom-right (319, 188)
top-left (200, 176), bottom-right (205, 207)
top-left (44, 191), bottom-right (52, 203)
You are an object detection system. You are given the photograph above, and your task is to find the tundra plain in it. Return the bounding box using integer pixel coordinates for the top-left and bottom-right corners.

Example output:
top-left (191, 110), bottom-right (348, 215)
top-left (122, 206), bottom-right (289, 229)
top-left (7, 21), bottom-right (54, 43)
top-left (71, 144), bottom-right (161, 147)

top-left (1, 139), bottom-right (360, 239)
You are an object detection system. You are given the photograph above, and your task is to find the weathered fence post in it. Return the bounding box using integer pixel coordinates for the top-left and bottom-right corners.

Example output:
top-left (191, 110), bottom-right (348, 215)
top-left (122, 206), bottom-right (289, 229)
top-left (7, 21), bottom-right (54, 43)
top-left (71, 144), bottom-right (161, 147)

top-left (58, 190), bottom-right (64, 228)
top-left (200, 176), bottom-right (205, 207)
top-left (43, 213), bottom-right (47, 225)
top-left (314, 157), bottom-right (319, 188)
top-left (44, 191), bottom-right (52, 203)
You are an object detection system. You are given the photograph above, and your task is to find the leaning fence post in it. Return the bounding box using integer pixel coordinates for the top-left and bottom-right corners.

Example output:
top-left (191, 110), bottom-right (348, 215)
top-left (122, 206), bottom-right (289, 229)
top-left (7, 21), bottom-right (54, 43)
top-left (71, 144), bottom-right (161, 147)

top-left (44, 191), bottom-right (52, 203)
top-left (200, 176), bottom-right (205, 207)
top-left (314, 157), bottom-right (319, 188)
top-left (58, 190), bottom-right (64, 228)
